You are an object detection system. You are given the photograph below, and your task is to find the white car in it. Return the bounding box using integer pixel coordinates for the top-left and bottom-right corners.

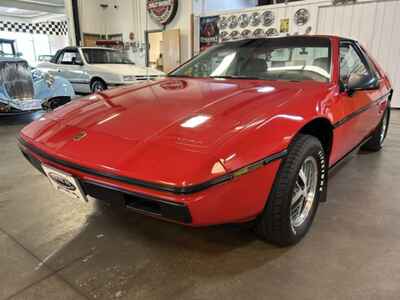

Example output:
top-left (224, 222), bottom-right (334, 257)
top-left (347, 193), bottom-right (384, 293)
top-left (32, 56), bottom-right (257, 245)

top-left (37, 47), bottom-right (165, 93)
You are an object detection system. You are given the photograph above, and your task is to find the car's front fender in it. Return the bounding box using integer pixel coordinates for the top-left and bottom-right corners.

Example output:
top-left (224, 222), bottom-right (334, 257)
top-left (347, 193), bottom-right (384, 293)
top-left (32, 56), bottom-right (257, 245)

top-left (33, 76), bottom-right (75, 101)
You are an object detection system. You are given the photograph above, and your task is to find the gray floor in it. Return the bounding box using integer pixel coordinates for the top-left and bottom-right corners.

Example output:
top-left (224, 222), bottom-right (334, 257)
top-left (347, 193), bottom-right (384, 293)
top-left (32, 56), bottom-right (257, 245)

top-left (0, 110), bottom-right (399, 300)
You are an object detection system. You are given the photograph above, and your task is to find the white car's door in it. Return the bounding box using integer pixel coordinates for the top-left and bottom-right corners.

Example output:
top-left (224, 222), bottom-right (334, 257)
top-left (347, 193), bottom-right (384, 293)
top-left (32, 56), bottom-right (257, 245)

top-left (56, 49), bottom-right (89, 93)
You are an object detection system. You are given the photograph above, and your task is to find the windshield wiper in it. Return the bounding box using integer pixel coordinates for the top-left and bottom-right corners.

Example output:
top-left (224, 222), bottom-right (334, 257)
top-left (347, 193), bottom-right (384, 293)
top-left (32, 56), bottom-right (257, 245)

top-left (209, 75), bottom-right (263, 80)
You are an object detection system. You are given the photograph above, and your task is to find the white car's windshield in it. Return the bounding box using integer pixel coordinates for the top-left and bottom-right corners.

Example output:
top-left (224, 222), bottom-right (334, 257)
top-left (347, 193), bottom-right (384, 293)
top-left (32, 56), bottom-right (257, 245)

top-left (82, 49), bottom-right (134, 65)
top-left (170, 37), bottom-right (332, 83)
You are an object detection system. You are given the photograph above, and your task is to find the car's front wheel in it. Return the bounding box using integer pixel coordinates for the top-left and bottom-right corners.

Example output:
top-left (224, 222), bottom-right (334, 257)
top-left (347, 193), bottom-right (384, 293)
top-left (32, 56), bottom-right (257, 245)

top-left (90, 79), bottom-right (107, 93)
top-left (256, 134), bottom-right (326, 246)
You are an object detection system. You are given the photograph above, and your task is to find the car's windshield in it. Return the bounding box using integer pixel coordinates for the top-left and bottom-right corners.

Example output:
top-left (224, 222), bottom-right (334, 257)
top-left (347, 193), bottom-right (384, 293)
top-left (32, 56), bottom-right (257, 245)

top-left (82, 48), bottom-right (134, 64)
top-left (170, 37), bottom-right (331, 83)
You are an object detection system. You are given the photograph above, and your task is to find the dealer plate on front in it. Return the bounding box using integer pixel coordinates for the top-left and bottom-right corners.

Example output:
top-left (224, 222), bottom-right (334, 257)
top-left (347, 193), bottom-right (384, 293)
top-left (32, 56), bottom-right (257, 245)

top-left (42, 164), bottom-right (87, 201)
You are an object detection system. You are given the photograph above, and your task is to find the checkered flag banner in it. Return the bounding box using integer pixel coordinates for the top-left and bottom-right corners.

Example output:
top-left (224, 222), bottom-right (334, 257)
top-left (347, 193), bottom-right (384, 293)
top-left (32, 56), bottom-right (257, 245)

top-left (0, 20), bottom-right (68, 35)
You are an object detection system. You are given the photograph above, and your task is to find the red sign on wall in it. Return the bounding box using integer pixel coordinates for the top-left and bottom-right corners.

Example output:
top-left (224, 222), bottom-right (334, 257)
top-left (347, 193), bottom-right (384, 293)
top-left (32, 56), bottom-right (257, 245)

top-left (147, 0), bottom-right (178, 26)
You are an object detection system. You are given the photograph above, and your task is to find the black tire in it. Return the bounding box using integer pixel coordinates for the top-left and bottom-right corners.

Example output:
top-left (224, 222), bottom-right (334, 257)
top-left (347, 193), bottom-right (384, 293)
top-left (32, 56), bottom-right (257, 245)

top-left (90, 79), bottom-right (107, 93)
top-left (41, 96), bottom-right (71, 111)
top-left (361, 108), bottom-right (390, 152)
top-left (255, 134), bottom-right (327, 246)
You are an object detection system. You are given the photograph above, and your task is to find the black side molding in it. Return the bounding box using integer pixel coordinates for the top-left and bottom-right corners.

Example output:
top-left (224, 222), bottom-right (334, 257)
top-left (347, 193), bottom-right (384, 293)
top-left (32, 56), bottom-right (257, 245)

top-left (18, 136), bottom-right (287, 195)
top-left (333, 91), bottom-right (391, 128)
top-left (328, 135), bottom-right (372, 174)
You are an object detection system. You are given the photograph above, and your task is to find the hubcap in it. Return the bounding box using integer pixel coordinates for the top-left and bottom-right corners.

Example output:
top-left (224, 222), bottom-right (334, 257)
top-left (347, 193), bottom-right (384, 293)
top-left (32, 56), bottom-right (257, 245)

top-left (93, 82), bottom-right (104, 92)
top-left (380, 112), bottom-right (388, 145)
top-left (290, 156), bottom-right (318, 230)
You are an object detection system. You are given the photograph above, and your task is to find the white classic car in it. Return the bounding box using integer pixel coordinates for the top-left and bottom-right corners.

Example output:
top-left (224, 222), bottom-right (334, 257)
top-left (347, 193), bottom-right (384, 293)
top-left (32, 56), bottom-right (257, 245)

top-left (37, 47), bottom-right (165, 93)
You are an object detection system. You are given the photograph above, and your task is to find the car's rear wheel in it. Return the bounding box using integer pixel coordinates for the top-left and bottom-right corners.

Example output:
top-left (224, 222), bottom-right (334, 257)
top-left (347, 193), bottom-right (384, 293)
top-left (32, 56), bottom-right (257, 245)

top-left (90, 79), bottom-right (107, 93)
top-left (256, 134), bottom-right (326, 246)
top-left (361, 108), bottom-right (390, 152)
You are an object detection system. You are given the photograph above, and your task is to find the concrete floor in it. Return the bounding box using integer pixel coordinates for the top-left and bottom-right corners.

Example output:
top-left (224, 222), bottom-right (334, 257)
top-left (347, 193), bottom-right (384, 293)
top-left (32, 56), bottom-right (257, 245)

top-left (0, 110), bottom-right (399, 300)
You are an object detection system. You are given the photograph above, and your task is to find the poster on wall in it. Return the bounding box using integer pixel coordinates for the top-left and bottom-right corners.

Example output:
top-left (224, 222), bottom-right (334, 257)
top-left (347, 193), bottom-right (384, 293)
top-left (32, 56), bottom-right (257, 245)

top-left (199, 16), bottom-right (220, 52)
top-left (280, 18), bottom-right (289, 33)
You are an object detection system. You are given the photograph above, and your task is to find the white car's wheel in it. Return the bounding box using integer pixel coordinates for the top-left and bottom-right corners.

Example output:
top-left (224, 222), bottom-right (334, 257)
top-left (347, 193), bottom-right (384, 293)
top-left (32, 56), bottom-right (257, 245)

top-left (90, 79), bottom-right (107, 93)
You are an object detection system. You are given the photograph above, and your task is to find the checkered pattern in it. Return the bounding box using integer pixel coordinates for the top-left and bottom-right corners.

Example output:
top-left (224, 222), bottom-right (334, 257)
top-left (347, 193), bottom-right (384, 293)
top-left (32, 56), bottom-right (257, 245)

top-left (0, 20), bottom-right (68, 35)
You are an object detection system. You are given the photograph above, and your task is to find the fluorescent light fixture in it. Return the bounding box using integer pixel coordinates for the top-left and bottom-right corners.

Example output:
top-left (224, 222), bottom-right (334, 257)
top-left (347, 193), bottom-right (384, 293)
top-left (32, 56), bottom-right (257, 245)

top-left (181, 115), bottom-right (210, 128)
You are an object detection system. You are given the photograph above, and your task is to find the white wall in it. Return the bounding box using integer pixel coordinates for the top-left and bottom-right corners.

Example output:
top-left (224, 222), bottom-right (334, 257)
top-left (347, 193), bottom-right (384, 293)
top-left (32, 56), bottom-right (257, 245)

top-left (78, 0), bottom-right (193, 66)
top-left (131, 0), bottom-right (193, 66)
top-left (78, 0), bottom-right (134, 41)
top-left (193, 0), bottom-right (258, 15)
top-left (317, 0), bottom-right (400, 108)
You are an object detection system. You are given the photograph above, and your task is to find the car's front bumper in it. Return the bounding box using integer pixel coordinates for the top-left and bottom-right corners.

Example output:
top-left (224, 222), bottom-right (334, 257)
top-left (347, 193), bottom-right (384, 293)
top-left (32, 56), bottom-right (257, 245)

top-left (0, 98), bottom-right (43, 112)
top-left (19, 138), bottom-right (283, 226)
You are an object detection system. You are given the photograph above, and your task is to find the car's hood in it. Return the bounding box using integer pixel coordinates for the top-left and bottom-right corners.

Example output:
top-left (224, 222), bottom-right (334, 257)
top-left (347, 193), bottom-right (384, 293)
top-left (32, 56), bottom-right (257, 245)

top-left (21, 78), bottom-right (317, 187)
top-left (90, 64), bottom-right (165, 76)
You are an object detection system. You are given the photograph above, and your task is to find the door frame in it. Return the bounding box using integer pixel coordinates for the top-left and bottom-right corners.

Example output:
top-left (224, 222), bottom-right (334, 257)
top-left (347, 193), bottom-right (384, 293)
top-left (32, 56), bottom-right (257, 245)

top-left (145, 29), bottom-right (164, 68)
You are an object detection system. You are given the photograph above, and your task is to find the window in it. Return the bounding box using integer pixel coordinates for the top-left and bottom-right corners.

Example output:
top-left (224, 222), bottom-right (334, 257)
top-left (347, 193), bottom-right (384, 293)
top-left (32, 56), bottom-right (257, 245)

top-left (171, 38), bottom-right (331, 83)
top-left (82, 49), bottom-right (134, 64)
top-left (0, 42), bottom-right (14, 56)
top-left (339, 43), bottom-right (370, 83)
top-left (58, 50), bottom-right (80, 65)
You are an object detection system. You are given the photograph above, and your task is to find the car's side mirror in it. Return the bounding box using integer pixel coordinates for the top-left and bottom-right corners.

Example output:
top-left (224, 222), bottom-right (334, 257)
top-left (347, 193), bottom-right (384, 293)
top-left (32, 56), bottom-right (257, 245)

top-left (16, 52), bottom-right (23, 57)
top-left (72, 56), bottom-right (83, 66)
top-left (345, 73), bottom-right (380, 96)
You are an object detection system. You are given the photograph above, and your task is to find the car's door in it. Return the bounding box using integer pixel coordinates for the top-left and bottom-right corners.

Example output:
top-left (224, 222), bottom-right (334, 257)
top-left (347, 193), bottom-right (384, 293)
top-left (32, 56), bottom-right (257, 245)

top-left (56, 49), bottom-right (88, 92)
top-left (336, 40), bottom-right (382, 154)
top-left (39, 50), bottom-right (62, 77)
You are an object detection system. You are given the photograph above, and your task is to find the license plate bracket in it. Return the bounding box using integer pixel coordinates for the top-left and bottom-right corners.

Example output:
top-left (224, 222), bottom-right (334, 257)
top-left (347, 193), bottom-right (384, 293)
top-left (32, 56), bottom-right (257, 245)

top-left (42, 164), bottom-right (87, 202)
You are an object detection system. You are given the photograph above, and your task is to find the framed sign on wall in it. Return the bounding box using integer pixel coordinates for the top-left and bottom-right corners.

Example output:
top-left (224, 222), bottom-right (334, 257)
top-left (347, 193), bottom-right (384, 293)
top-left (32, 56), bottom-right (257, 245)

top-left (199, 16), bottom-right (220, 52)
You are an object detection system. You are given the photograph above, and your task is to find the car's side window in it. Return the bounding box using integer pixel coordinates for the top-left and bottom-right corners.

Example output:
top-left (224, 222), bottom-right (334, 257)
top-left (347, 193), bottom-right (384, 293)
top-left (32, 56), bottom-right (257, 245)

top-left (339, 43), bottom-right (371, 83)
top-left (58, 50), bottom-right (81, 65)
top-left (358, 45), bottom-right (381, 79)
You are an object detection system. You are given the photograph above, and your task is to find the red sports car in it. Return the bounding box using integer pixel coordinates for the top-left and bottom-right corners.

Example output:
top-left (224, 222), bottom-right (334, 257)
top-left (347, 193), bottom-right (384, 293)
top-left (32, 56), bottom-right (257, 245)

top-left (19, 36), bottom-right (392, 246)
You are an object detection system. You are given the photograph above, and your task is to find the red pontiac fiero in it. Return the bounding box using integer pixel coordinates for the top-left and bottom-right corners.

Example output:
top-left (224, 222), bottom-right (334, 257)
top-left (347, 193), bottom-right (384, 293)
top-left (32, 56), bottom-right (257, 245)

top-left (18, 36), bottom-right (392, 246)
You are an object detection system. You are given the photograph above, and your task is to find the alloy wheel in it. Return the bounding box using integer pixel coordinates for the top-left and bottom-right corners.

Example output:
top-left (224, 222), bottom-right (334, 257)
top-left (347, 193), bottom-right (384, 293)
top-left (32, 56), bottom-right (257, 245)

top-left (290, 156), bottom-right (318, 231)
top-left (92, 81), bottom-right (105, 92)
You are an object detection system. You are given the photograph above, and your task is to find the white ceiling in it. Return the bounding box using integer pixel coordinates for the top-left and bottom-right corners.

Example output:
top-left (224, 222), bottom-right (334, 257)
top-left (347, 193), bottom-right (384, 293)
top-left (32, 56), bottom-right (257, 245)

top-left (0, 7), bottom-right (49, 18)
top-left (21, 0), bottom-right (65, 6)
top-left (0, 0), bottom-right (65, 15)
top-left (0, 0), bottom-right (65, 21)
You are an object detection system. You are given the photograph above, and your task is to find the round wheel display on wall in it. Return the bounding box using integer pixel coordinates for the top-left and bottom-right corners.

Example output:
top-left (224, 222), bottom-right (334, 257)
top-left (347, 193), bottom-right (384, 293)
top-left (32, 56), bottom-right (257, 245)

top-left (250, 12), bottom-right (261, 27)
top-left (228, 15), bottom-right (239, 29)
top-left (220, 31), bottom-right (230, 41)
top-left (294, 8), bottom-right (310, 26)
top-left (230, 30), bottom-right (240, 40)
top-left (266, 28), bottom-right (279, 37)
top-left (241, 29), bottom-right (252, 39)
top-left (218, 16), bottom-right (228, 30)
top-left (262, 11), bottom-right (275, 27)
top-left (253, 28), bottom-right (265, 38)
top-left (238, 14), bottom-right (250, 28)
